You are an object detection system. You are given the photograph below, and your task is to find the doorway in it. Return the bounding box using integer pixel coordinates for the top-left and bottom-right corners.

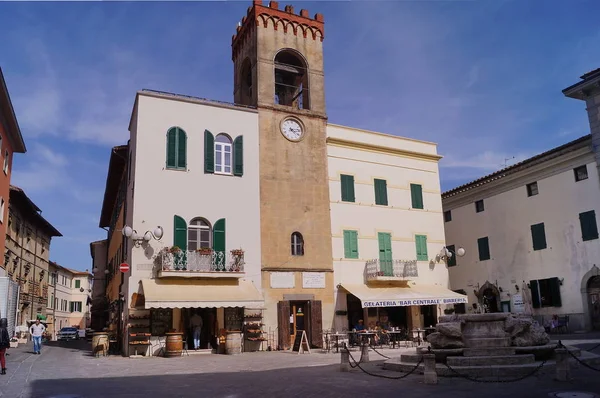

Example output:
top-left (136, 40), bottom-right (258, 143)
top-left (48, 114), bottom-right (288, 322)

top-left (182, 308), bottom-right (217, 350)
top-left (421, 305), bottom-right (437, 328)
top-left (588, 276), bottom-right (600, 330)
top-left (277, 300), bottom-right (323, 350)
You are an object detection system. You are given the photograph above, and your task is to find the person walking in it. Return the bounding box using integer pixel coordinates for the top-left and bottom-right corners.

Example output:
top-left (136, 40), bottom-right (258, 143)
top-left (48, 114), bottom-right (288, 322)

top-left (189, 311), bottom-right (203, 350)
top-left (30, 319), bottom-right (46, 355)
top-left (0, 318), bottom-right (10, 375)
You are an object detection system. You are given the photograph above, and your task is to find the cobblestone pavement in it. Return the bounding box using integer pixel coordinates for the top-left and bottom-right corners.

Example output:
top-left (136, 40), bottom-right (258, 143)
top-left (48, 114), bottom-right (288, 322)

top-left (1, 340), bottom-right (600, 398)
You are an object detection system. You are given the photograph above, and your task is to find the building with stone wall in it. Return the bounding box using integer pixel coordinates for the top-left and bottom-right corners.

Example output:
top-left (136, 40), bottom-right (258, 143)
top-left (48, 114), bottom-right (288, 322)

top-left (5, 185), bottom-right (61, 327)
top-left (89, 239), bottom-right (108, 331)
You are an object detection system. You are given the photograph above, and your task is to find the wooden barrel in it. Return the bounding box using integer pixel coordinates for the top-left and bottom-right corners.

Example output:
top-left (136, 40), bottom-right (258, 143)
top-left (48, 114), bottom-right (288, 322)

top-left (91, 332), bottom-right (109, 356)
top-left (165, 333), bottom-right (183, 357)
top-left (225, 331), bottom-right (242, 355)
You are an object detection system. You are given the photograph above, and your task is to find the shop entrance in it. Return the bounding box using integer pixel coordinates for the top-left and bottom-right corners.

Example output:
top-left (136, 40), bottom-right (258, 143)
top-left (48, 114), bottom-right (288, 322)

top-left (277, 300), bottom-right (323, 350)
top-left (182, 308), bottom-right (217, 350)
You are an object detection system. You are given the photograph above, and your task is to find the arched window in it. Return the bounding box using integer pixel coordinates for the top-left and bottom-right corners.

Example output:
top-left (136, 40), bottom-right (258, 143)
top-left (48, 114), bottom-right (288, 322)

top-left (240, 58), bottom-right (253, 106)
top-left (188, 218), bottom-right (212, 250)
top-left (291, 232), bottom-right (304, 256)
top-left (166, 127), bottom-right (187, 170)
top-left (274, 50), bottom-right (309, 110)
top-left (215, 134), bottom-right (232, 174)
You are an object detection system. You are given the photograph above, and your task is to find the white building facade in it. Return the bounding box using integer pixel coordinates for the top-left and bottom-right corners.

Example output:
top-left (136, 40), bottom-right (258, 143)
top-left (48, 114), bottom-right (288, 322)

top-left (49, 263), bottom-right (93, 336)
top-left (328, 124), bottom-right (466, 333)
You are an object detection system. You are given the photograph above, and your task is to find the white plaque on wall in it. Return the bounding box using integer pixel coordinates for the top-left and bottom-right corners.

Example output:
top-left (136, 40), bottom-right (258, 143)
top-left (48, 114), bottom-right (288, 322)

top-left (302, 272), bottom-right (326, 289)
top-left (270, 272), bottom-right (295, 289)
top-left (512, 294), bottom-right (525, 313)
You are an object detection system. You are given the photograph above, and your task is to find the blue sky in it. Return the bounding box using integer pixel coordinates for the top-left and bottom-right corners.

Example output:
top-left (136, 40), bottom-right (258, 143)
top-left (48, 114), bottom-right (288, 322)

top-left (1, 0), bottom-right (599, 271)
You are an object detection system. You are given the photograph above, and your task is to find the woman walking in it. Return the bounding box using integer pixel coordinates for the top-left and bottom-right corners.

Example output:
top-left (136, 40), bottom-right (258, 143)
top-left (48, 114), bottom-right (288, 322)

top-left (0, 318), bottom-right (10, 375)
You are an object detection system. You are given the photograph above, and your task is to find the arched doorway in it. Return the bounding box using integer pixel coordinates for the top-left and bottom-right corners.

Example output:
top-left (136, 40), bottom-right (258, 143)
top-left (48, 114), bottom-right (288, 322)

top-left (478, 281), bottom-right (501, 313)
top-left (581, 265), bottom-right (600, 331)
top-left (588, 276), bottom-right (600, 330)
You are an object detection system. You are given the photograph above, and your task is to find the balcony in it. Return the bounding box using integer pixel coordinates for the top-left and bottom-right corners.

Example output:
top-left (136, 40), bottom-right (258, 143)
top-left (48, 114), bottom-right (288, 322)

top-left (158, 249), bottom-right (245, 279)
top-left (365, 259), bottom-right (419, 283)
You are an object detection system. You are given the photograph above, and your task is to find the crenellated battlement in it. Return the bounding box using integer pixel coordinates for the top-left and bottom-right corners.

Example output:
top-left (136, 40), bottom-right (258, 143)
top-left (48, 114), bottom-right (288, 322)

top-left (232, 1), bottom-right (324, 60)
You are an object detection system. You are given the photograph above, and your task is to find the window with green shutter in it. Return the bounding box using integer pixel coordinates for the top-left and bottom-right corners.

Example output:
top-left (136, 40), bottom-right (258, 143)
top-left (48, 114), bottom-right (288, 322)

top-left (534, 277), bottom-right (562, 307)
top-left (204, 130), bottom-right (215, 173)
top-left (415, 235), bottom-right (428, 261)
top-left (75, 280), bottom-right (80, 289)
top-left (378, 232), bottom-right (393, 276)
top-left (166, 127), bottom-right (187, 170)
top-left (340, 174), bottom-right (355, 202)
top-left (410, 184), bottom-right (424, 209)
top-left (173, 215), bottom-right (188, 251)
top-left (343, 230), bottom-right (359, 259)
top-left (374, 179), bottom-right (388, 206)
top-left (579, 210), bottom-right (599, 241)
top-left (477, 237), bottom-right (490, 261)
top-left (446, 244), bottom-right (457, 267)
top-left (213, 218), bottom-right (226, 255)
top-left (530, 280), bottom-right (540, 308)
top-left (233, 136), bottom-right (244, 176)
top-left (531, 223), bottom-right (547, 251)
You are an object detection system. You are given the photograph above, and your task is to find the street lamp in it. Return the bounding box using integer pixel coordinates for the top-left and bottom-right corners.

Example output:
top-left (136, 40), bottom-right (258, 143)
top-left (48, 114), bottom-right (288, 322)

top-left (437, 246), bottom-right (466, 263)
top-left (122, 225), bottom-right (163, 247)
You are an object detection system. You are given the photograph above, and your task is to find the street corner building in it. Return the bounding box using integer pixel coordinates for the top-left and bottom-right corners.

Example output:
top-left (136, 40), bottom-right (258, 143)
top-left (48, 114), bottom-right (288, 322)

top-left (92, 0), bottom-right (464, 357)
top-left (442, 68), bottom-right (600, 333)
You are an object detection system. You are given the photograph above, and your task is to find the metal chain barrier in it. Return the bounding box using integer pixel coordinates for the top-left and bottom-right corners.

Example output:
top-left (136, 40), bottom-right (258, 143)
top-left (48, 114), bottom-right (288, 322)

top-left (369, 344), bottom-right (391, 360)
top-left (585, 341), bottom-right (600, 352)
top-left (343, 345), bottom-right (423, 379)
top-left (560, 341), bottom-right (600, 372)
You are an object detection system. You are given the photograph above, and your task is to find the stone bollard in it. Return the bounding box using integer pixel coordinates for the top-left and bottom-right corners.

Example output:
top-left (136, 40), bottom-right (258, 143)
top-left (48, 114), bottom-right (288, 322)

top-left (340, 349), bottom-right (350, 372)
top-left (555, 347), bottom-right (570, 381)
top-left (423, 353), bottom-right (438, 385)
top-left (361, 343), bottom-right (370, 363)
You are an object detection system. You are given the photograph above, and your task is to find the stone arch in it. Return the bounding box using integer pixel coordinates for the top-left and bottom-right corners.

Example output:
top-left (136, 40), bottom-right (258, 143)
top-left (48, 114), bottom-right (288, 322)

top-left (478, 281), bottom-right (501, 313)
top-left (580, 265), bottom-right (600, 331)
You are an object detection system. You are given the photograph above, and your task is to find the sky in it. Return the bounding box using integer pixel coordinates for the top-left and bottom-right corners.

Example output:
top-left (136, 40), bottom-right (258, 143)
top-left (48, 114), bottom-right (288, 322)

top-left (0, 0), bottom-right (599, 271)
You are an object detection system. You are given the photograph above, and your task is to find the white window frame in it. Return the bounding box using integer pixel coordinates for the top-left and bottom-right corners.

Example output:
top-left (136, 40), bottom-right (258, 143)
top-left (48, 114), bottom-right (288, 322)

top-left (214, 134), bottom-right (232, 175)
top-left (291, 232), bottom-right (304, 256)
top-left (188, 218), bottom-right (212, 250)
top-left (0, 197), bottom-right (4, 224)
top-left (3, 150), bottom-right (8, 175)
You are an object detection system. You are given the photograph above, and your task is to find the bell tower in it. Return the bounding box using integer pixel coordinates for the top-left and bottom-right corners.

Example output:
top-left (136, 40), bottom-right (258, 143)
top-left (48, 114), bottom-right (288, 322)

top-left (232, 1), bottom-right (333, 349)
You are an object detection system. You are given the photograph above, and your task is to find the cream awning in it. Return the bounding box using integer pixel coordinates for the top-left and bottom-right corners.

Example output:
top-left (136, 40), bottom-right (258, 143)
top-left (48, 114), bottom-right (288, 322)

top-left (139, 278), bottom-right (264, 309)
top-left (339, 283), bottom-right (468, 308)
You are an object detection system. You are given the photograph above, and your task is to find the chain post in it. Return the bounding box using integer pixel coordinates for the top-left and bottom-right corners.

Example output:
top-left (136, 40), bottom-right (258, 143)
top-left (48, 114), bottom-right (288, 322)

top-left (423, 346), bottom-right (437, 384)
top-left (361, 342), bottom-right (370, 363)
top-left (340, 343), bottom-right (350, 372)
top-left (554, 346), bottom-right (570, 381)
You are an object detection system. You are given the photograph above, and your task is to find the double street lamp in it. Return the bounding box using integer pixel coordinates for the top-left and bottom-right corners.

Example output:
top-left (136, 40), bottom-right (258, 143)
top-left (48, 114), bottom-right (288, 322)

top-left (122, 225), bottom-right (164, 247)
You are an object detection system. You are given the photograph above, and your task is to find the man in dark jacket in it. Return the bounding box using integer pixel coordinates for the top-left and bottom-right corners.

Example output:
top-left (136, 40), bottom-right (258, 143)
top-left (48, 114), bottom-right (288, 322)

top-left (0, 318), bottom-right (10, 375)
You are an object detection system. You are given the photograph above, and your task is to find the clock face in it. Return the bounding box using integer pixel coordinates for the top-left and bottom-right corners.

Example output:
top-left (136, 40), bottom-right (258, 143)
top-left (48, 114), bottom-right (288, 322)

top-left (281, 118), bottom-right (303, 141)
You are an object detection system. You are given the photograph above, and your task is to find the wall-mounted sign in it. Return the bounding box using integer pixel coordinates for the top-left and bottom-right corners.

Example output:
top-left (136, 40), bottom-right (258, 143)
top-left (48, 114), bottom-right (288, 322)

top-left (302, 272), bottom-right (326, 289)
top-left (362, 297), bottom-right (468, 308)
top-left (270, 272), bottom-right (295, 289)
top-left (512, 294), bottom-right (524, 313)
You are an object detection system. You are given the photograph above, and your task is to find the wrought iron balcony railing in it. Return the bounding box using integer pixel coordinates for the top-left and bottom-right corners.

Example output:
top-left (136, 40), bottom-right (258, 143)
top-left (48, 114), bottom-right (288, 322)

top-left (365, 259), bottom-right (419, 281)
top-left (160, 250), bottom-right (245, 274)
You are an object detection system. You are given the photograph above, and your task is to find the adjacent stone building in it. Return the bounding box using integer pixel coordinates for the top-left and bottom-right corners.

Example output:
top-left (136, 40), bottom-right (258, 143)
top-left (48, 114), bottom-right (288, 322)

top-left (5, 185), bottom-right (61, 326)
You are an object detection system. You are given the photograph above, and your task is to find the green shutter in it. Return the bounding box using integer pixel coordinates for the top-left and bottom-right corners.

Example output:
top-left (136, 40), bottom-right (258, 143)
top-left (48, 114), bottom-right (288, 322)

top-left (530, 280), bottom-right (540, 308)
top-left (340, 175), bottom-right (355, 202)
top-left (166, 128), bottom-right (177, 168)
top-left (343, 230), bottom-right (358, 259)
top-left (213, 218), bottom-right (226, 253)
top-left (204, 130), bottom-right (215, 173)
top-left (177, 128), bottom-right (187, 169)
top-left (549, 277), bottom-right (562, 307)
top-left (580, 210), bottom-right (599, 241)
top-left (374, 179), bottom-right (388, 206)
top-left (410, 184), bottom-right (424, 209)
top-left (173, 215), bottom-right (187, 251)
top-left (378, 232), bottom-right (393, 276)
top-left (477, 237), bottom-right (490, 261)
top-left (233, 135), bottom-right (244, 176)
top-left (415, 235), bottom-right (428, 261)
top-left (75, 280), bottom-right (80, 289)
top-left (446, 244), bottom-right (457, 267)
top-left (531, 223), bottom-right (547, 251)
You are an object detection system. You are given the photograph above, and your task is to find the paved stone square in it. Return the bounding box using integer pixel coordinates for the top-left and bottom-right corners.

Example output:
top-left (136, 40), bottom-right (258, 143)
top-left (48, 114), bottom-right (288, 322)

top-left (1, 340), bottom-right (600, 398)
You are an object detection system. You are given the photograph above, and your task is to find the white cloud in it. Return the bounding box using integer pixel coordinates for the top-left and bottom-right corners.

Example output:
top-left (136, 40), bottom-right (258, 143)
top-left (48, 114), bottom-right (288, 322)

top-left (11, 143), bottom-right (70, 193)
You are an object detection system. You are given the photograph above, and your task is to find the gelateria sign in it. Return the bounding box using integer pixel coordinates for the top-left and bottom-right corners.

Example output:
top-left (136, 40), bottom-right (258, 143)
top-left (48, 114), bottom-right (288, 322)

top-left (362, 297), bottom-right (468, 308)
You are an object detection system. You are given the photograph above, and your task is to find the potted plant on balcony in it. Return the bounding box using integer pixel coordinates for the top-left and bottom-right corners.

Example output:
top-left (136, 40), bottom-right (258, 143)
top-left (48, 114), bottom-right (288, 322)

top-left (230, 249), bottom-right (244, 272)
top-left (197, 247), bottom-right (213, 255)
top-left (169, 246), bottom-right (181, 254)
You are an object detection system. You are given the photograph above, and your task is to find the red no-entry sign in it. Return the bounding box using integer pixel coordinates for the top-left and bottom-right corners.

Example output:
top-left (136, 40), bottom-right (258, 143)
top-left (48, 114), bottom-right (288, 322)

top-left (119, 263), bottom-right (130, 273)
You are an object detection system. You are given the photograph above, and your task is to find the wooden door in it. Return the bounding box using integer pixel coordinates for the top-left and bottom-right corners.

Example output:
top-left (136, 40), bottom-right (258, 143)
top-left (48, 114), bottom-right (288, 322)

top-left (309, 300), bottom-right (323, 348)
top-left (277, 301), bottom-right (290, 350)
top-left (378, 233), bottom-right (393, 276)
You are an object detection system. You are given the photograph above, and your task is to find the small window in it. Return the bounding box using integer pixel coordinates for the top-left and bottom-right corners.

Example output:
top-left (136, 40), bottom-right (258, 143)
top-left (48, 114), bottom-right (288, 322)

top-left (410, 184), bottom-right (424, 209)
top-left (530, 278), bottom-right (562, 308)
top-left (188, 218), bottom-right (212, 250)
top-left (574, 165), bottom-right (588, 182)
top-left (477, 237), bottom-right (490, 261)
top-left (531, 223), bottom-right (547, 251)
top-left (374, 179), bottom-right (388, 206)
top-left (444, 210), bottom-right (452, 223)
top-left (75, 280), bottom-right (81, 289)
top-left (526, 182), bottom-right (538, 197)
top-left (3, 150), bottom-right (9, 174)
top-left (580, 210), bottom-right (599, 242)
top-left (291, 232), bottom-right (304, 256)
top-left (340, 174), bottom-right (355, 202)
top-left (475, 200), bottom-right (485, 213)
top-left (215, 134), bottom-right (233, 174)
top-left (446, 244), bottom-right (457, 267)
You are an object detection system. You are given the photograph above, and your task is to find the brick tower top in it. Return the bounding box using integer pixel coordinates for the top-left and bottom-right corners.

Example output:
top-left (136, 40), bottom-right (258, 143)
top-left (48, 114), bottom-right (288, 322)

top-left (232, 1), bottom-right (324, 59)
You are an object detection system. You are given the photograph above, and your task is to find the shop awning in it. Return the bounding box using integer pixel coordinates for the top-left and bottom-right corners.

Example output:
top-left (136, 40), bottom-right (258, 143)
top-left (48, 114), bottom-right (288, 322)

top-left (339, 283), bottom-right (468, 308)
top-left (139, 278), bottom-right (264, 309)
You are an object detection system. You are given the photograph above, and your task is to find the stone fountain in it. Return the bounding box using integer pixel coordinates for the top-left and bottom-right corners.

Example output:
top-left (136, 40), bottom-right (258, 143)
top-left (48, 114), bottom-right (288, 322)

top-left (384, 313), bottom-right (600, 378)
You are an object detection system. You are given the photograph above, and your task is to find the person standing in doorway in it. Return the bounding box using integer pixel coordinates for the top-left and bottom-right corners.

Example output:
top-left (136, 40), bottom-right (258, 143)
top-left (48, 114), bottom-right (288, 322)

top-left (0, 318), bottom-right (10, 375)
top-left (30, 319), bottom-right (46, 355)
top-left (190, 311), bottom-right (203, 350)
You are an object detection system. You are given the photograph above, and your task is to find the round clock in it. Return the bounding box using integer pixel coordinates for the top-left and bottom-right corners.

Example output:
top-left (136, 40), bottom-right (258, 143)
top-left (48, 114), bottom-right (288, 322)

top-left (280, 118), bottom-right (304, 141)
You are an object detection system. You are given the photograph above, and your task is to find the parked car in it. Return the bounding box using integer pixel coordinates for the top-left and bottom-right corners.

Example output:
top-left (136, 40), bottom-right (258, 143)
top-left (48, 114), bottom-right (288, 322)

top-left (57, 327), bottom-right (79, 341)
